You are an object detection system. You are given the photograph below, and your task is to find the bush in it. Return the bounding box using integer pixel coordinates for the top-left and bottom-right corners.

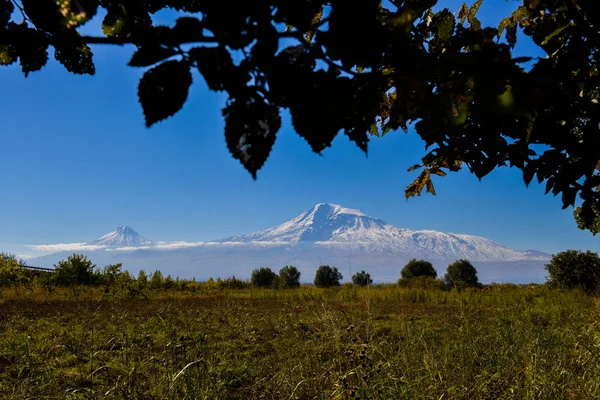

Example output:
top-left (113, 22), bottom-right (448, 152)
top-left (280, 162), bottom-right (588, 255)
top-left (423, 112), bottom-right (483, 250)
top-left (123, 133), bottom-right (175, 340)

top-left (401, 259), bottom-right (437, 279)
top-left (149, 270), bottom-right (164, 290)
top-left (0, 253), bottom-right (28, 287)
top-left (52, 254), bottom-right (99, 287)
top-left (352, 270), bottom-right (373, 286)
top-left (545, 250), bottom-right (600, 292)
top-left (443, 259), bottom-right (479, 288)
top-left (251, 267), bottom-right (277, 287)
top-left (279, 266), bottom-right (301, 288)
top-left (314, 265), bottom-right (343, 288)
top-left (217, 276), bottom-right (250, 289)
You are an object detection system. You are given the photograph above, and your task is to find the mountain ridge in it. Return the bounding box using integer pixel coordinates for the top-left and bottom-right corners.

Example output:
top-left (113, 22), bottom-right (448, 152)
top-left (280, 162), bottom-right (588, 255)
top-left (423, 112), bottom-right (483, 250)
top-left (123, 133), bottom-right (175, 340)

top-left (219, 203), bottom-right (548, 262)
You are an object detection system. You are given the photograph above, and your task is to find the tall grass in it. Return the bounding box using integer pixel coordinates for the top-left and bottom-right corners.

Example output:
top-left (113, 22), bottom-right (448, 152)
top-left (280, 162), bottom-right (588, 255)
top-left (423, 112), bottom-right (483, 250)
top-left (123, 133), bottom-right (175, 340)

top-left (1, 284), bottom-right (599, 399)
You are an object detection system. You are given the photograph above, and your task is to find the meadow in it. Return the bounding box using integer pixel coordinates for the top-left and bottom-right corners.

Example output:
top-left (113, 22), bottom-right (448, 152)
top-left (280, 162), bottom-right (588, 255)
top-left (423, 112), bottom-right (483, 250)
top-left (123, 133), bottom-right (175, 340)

top-left (1, 282), bottom-right (599, 399)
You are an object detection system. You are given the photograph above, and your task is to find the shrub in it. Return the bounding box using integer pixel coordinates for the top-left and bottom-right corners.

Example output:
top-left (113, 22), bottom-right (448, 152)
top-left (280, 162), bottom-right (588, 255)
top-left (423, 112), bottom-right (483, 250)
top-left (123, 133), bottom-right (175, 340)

top-left (279, 266), bottom-right (301, 288)
top-left (149, 270), bottom-right (164, 290)
top-left (251, 267), bottom-right (277, 287)
top-left (401, 259), bottom-right (437, 279)
top-left (352, 270), bottom-right (373, 286)
top-left (217, 276), bottom-right (250, 289)
top-left (443, 259), bottom-right (479, 288)
top-left (545, 250), bottom-right (600, 293)
top-left (314, 265), bottom-right (343, 288)
top-left (52, 254), bottom-right (99, 287)
top-left (0, 254), bottom-right (28, 287)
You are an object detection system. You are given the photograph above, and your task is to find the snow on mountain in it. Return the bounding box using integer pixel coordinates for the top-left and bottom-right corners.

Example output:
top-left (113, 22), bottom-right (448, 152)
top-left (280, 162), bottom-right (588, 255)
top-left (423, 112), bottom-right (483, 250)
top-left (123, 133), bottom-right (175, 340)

top-left (27, 204), bottom-right (551, 283)
top-left (86, 226), bottom-right (153, 248)
top-left (224, 203), bottom-right (387, 243)
top-left (222, 203), bottom-right (548, 262)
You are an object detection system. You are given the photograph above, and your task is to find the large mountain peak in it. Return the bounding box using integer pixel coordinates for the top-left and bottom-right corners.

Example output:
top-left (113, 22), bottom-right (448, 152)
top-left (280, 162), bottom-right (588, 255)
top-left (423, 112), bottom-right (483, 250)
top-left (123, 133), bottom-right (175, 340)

top-left (221, 203), bottom-right (549, 262)
top-left (86, 226), bottom-right (153, 248)
top-left (224, 203), bottom-right (391, 243)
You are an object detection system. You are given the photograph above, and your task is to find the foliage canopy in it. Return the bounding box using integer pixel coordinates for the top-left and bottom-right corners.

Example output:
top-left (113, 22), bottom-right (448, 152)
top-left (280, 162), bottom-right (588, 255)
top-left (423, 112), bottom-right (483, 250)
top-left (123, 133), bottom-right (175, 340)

top-left (279, 265), bottom-right (301, 288)
top-left (314, 265), bottom-right (342, 288)
top-left (251, 267), bottom-right (277, 287)
top-left (401, 259), bottom-right (437, 279)
top-left (545, 249), bottom-right (600, 292)
top-left (444, 259), bottom-right (480, 288)
top-left (352, 270), bottom-right (373, 286)
top-left (2, 0), bottom-right (599, 230)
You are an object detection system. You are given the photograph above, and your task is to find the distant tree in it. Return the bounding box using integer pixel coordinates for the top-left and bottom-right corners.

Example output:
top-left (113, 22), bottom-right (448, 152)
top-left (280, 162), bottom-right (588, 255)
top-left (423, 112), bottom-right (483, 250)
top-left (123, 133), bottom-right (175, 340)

top-left (279, 266), bottom-right (301, 288)
top-left (251, 267), bottom-right (277, 287)
top-left (352, 270), bottom-right (373, 286)
top-left (100, 263), bottom-right (123, 292)
top-left (314, 265), bottom-right (343, 288)
top-left (0, 252), bottom-right (26, 267)
top-left (53, 254), bottom-right (98, 287)
top-left (444, 259), bottom-right (480, 288)
top-left (163, 274), bottom-right (175, 290)
top-left (149, 270), bottom-right (164, 290)
top-left (401, 259), bottom-right (437, 279)
top-left (545, 250), bottom-right (600, 293)
top-left (137, 270), bottom-right (149, 289)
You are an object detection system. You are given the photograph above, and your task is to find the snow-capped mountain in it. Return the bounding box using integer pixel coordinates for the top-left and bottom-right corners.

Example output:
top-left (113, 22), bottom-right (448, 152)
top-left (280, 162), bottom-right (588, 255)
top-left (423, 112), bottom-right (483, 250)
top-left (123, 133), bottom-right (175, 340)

top-left (28, 204), bottom-right (551, 283)
top-left (86, 226), bottom-right (153, 248)
top-left (224, 203), bottom-right (546, 262)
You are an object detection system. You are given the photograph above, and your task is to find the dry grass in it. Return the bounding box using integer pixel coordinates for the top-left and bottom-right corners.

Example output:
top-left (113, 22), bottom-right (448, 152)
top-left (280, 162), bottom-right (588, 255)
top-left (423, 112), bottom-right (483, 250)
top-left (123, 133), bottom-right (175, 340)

top-left (1, 284), bottom-right (599, 399)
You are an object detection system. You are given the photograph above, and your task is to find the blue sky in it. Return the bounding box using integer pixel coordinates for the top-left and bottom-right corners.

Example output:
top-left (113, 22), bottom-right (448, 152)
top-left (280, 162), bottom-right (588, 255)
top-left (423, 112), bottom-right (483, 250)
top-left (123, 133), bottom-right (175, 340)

top-left (0, 0), bottom-right (598, 257)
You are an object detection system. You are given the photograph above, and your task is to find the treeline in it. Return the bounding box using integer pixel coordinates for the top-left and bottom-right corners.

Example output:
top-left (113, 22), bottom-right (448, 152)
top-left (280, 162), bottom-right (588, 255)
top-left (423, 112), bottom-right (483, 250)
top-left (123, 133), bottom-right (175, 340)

top-left (2, 249), bottom-right (600, 295)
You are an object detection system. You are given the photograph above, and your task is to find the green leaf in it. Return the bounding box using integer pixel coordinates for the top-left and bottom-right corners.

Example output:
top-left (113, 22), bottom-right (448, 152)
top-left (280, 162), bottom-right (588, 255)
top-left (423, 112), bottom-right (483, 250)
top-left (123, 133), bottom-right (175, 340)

top-left (224, 93), bottom-right (281, 179)
top-left (129, 45), bottom-right (178, 67)
top-left (17, 32), bottom-right (49, 76)
top-left (54, 41), bottom-right (95, 75)
top-left (57, 0), bottom-right (99, 29)
top-left (467, 0), bottom-right (483, 30)
top-left (102, 12), bottom-right (127, 37)
top-left (541, 23), bottom-right (571, 46)
top-left (458, 3), bottom-right (469, 25)
top-left (0, 44), bottom-right (15, 66)
top-left (138, 60), bottom-right (192, 127)
top-left (435, 10), bottom-right (455, 41)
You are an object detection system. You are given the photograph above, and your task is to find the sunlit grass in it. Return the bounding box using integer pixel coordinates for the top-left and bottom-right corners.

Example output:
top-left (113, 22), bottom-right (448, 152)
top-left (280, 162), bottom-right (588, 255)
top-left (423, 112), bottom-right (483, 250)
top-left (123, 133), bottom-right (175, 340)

top-left (1, 284), bottom-right (599, 399)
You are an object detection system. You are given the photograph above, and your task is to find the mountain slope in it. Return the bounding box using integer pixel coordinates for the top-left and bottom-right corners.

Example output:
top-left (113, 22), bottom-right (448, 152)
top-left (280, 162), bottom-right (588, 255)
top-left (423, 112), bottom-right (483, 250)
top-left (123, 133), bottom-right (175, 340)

top-left (86, 226), bottom-right (153, 248)
top-left (223, 203), bottom-right (547, 262)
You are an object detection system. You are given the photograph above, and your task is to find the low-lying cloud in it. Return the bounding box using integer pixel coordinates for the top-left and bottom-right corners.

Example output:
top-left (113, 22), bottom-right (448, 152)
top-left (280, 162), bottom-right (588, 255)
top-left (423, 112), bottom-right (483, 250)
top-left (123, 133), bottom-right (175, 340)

top-left (28, 240), bottom-right (291, 253)
top-left (27, 243), bottom-right (106, 252)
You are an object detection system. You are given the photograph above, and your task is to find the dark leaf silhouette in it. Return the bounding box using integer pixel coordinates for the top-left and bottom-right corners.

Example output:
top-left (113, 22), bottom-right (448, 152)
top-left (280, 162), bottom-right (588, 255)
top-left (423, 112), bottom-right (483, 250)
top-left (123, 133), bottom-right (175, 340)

top-left (138, 60), bottom-right (192, 127)
top-left (224, 92), bottom-right (281, 178)
top-left (0, 0), bottom-right (599, 231)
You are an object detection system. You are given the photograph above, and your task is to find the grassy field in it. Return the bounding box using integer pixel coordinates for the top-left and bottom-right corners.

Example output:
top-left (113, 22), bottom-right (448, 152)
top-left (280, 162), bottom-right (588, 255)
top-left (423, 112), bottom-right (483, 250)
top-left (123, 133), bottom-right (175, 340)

top-left (1, 284), bottom-right (599, 399)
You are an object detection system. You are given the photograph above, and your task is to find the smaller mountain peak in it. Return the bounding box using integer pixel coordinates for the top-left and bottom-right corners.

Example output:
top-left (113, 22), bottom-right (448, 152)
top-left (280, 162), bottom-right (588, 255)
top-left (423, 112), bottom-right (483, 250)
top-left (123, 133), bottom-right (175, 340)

top-left (86, 226), bottom-right (153, 248)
